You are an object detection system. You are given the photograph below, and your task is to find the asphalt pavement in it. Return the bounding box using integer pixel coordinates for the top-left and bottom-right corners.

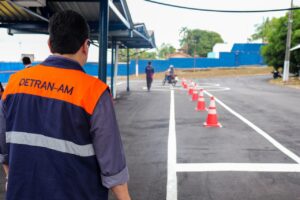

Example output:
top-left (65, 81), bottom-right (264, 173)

top-left (114, 76), bottom-right (300, 200)
top-left (173, 76), bottom-right (300, 200)
top-left (1, 75), bottom-right (300, 200)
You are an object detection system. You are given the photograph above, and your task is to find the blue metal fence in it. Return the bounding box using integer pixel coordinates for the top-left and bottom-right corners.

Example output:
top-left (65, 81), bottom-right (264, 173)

top-left (0, 43), bottom-right (266, 83)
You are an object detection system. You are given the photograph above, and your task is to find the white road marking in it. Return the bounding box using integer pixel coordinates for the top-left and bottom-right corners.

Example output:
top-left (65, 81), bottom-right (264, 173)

top-left (176, 163), bottom-right (300, 172)
top-left (144, 85), bottom-right (230, 92)
top-left (167, 88), bottom-right (178, 200)
top-left (166, 84), bottom-right (300, 200)
top-left (195, 85), bottom-right (221, 88)
top-left (203, 87), bottom-right (231, 92)
top-left (181, 82), bottom-right (220, 87)
top-left (197, 83), bottom-right (220, 87)
top-left (204, 90), bottom-right (300, 164)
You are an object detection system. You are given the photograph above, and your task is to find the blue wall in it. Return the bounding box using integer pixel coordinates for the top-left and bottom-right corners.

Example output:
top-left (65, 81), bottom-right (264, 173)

top-left (84, 63), bottom-right (134, 77)
top-left (0, 43), bottom-right (265, 83)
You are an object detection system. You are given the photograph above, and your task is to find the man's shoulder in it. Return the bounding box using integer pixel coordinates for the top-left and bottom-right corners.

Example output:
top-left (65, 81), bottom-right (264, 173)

top-left (82, 73), bottom-right (107, 87)
top-left (9, 65), bottom-right (108, 93)
top-left (146, 65), bottom-right (153, 69)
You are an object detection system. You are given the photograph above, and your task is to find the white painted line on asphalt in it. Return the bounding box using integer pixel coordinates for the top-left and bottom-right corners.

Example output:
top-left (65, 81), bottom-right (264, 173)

top-left (197, 83), bottom-right (220, 87)
top-left (166, 89), bottom-right (178, 200)
top-left (205, 88), bottom-right (231, 92)
top-left (204, 90), bottom-right (300, 164)
top-left (196, 85), bottom-right (221, 88)
top-left (153, 86), bottom-right (231, 92)
top-left (176, 163), bottom-right (300, 172)
top-left (181, 82), bottom-right (220, 87)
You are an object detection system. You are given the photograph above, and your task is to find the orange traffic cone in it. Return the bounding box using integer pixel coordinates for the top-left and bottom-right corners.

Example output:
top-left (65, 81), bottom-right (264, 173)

top-left (191, 90), bottom-right (198, 101)
top-left (183, 79), bottom-right (188, 88)
top-left (181, 79), bottom-right (186, 87)
top-left (204, 96), bottom-right (222, 127)
top-left (188, 86), bottom-right (194, 95)
top-left (195, 89), bottom-right (206, 111)
top-left (184, 82), bottom-right (188, 89)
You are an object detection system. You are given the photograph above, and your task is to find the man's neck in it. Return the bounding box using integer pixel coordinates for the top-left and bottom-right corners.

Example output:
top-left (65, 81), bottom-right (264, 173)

top-left (52, 53), bottom-right (83, 66)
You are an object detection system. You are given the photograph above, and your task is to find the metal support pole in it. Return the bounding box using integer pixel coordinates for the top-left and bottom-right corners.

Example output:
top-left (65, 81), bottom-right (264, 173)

top-left (98, 0), bottom-right (109, 83)
top-left (111, 40), bottom-right (116, 95)
top-left (113, 44), bottom-right (119, 99)
top-left (283, 0), bottom-right (293, 82)
top-left (135, 49), bottom-right (139, 77)
top-left (127, 47), bottom-right (130, 92)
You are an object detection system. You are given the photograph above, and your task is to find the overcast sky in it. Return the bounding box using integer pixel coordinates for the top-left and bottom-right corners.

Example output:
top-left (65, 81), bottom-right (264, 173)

top-left (0, 0), bottom-right (299, 61)
top-left (127, 0), bottom-right (299, 48)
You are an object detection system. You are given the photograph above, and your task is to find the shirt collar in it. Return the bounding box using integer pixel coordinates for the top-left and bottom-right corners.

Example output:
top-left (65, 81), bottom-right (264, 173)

top-left (41, 55), bottom-right (85, 72)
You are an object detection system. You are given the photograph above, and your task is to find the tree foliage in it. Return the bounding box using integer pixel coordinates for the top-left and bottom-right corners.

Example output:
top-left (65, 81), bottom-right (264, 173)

top-left (259, 10), bottom-right (300, 72)
top-left (250, 17), bottom-right (276, 42)
top-left (179, 27), bottom-right (223, 57)
top-left (157, 43), bottom-right (176, 58)
top-left (118, 49), bottom-right (157, 62)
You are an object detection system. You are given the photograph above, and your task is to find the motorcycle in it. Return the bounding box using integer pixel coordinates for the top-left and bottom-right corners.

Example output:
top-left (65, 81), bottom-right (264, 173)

top-left (162, 74), bottom-right (178, 86)
top-left (272, 71), bottom-right (282, 79)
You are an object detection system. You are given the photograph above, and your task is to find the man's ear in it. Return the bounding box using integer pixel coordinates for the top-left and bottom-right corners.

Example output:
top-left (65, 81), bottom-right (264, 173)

top-left (82, 39), bottom-right (89, 55)
top-left (47, 39), bottom-right (54, 53)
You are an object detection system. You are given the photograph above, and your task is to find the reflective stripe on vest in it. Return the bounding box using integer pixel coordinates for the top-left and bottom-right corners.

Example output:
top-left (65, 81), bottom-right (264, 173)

top-left (3, 62), bottom-right (109, 200)
top-left (6, 131), bottom-right (95, 157)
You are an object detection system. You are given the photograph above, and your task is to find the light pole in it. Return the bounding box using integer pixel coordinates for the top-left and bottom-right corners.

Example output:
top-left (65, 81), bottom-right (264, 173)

top-left (283, 0), bottom-right (293, 82)
top-left (192, 39), bottom-right (196, 72)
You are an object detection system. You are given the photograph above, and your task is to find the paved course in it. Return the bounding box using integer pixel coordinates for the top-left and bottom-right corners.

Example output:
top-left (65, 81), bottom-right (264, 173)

top-left (112, 75), bottom-right (300, 200)
top-left (1, 75), bottom-right (300, 200)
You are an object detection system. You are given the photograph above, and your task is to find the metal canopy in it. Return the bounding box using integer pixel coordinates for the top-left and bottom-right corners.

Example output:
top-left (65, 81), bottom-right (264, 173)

top-left (0, 0), bottom-right (156, 49)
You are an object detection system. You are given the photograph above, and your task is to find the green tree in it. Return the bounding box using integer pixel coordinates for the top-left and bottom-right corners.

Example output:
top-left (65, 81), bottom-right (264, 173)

top-left (179, 27), bottom-right (223, 57)
top-left (138, 50), bottom-right (157, 60)
top-left (261, 17), bottom-right (285, 70)
top-left (290, 10), bottom-right (300, 73)
top-left (118, 49), bottom-right (157, 62)
top-left (118, 49), bottom-right (134, 62)
top-left (250, 17), bottom-right (275, 42)
top-left (261, 10), bottom-right (300, 73)
top-left (158, 43), bottom-right (176, 58)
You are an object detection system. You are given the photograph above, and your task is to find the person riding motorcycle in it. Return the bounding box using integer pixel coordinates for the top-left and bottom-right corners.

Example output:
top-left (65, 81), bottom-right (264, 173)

top-left (163, 65), bottom-right (177, 86)
top-left (165, 65), bottom-right (175, 82)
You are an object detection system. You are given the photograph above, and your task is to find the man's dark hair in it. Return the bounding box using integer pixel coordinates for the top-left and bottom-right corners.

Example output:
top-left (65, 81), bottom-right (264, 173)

top-left (0, 82), bottom-right (4, 93)
top-left (148, 61), bottom-right (152, 65)
top-left (22, 57), bottom-right (31, 65)
top-left (48, 10), bottom-right (90, 54)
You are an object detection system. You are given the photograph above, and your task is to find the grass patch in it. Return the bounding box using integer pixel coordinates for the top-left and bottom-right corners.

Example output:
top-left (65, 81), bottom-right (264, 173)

top-left (269, 77), bottom-right (300, 89)
top-left (119, 66), bottom-right (273, 80)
